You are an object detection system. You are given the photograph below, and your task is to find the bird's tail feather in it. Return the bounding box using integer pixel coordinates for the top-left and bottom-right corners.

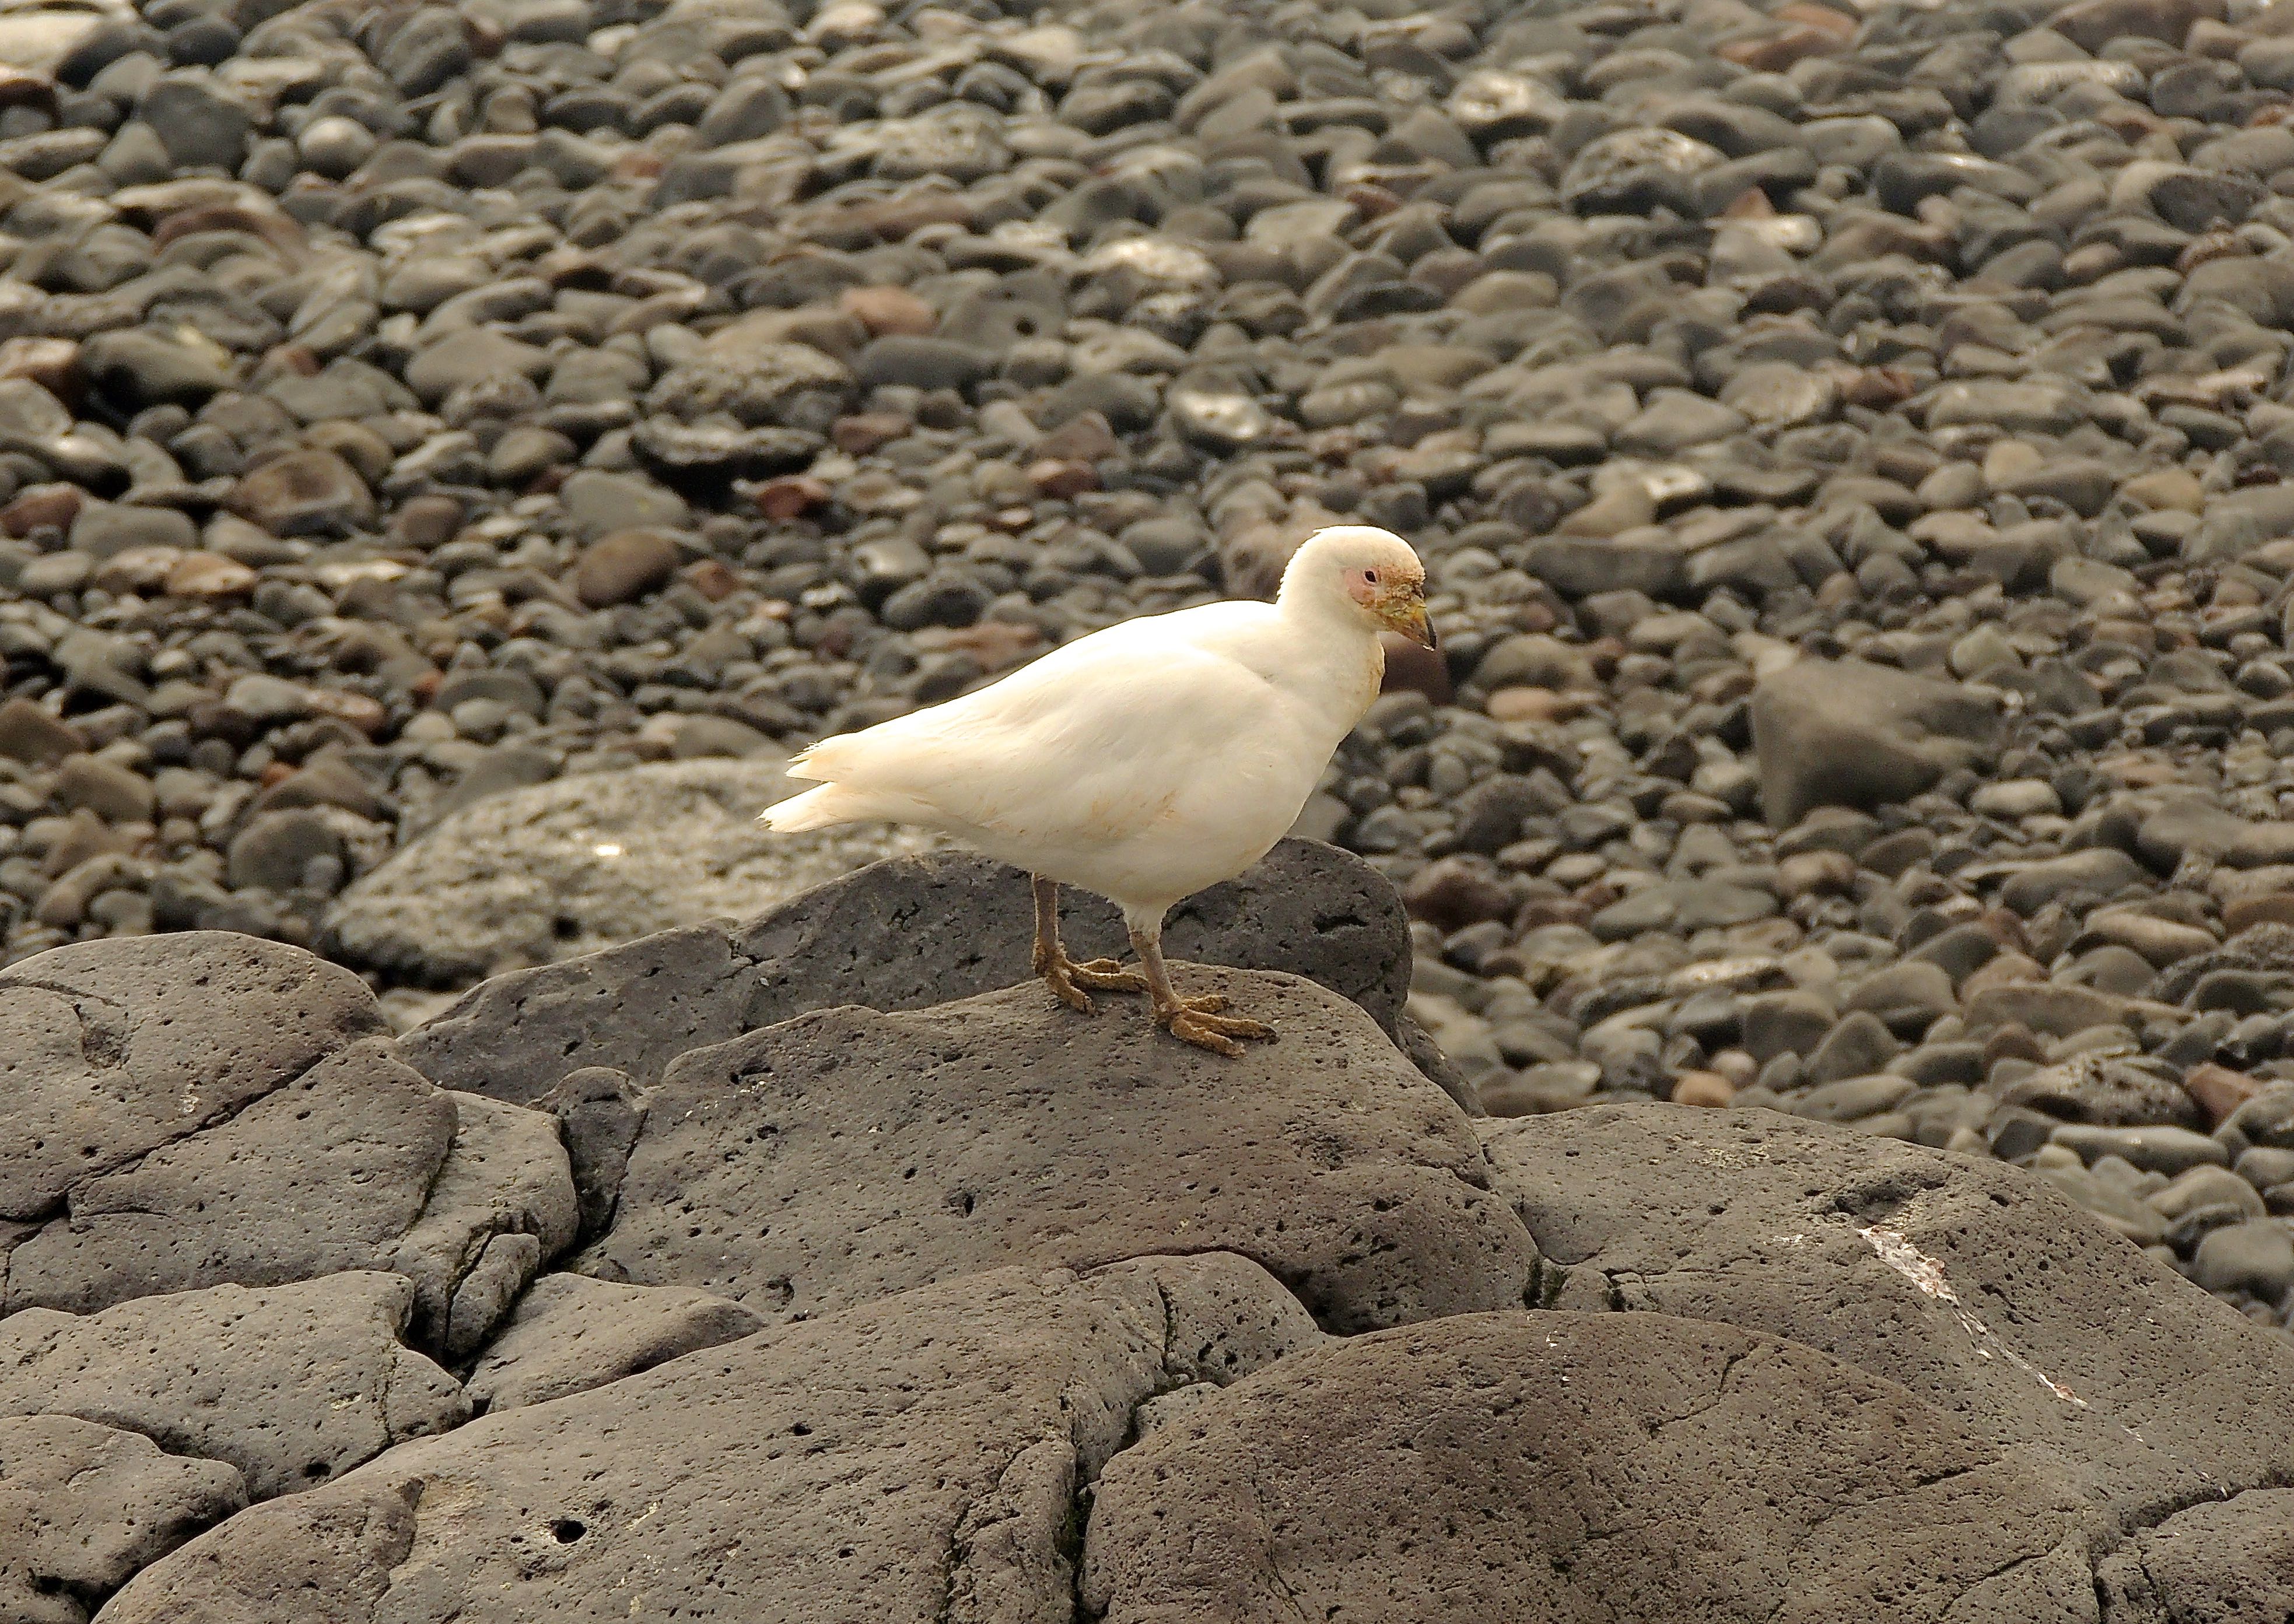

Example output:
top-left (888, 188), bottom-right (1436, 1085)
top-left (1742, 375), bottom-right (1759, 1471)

top-left (783, 739), bottom-right (829, 781)
top-left (758, 781), bottom-right (938, 832)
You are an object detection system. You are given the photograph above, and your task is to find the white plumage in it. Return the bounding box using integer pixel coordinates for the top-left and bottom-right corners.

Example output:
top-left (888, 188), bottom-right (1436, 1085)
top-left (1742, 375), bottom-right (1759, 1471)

top-left (761, 524), bottom-right (1433, 1053)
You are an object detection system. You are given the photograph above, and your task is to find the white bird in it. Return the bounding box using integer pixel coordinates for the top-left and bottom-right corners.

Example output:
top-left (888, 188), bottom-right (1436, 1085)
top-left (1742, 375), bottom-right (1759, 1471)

top-left (760, 524), bottom-right (1434, 1054)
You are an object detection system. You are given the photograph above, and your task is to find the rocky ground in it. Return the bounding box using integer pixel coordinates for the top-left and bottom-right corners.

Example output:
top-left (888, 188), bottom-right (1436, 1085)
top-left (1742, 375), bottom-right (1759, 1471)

top-left (1, 0), bottom-right (2293, 1327)
top-left (9, 849), bottom-right (2294, 1623)
top-left (11, 0), bottom-right (2294, 1607)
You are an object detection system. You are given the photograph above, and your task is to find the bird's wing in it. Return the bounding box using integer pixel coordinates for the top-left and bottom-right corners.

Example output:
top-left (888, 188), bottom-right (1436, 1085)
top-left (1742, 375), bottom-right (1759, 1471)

top-left (791, 611), bottom-right (1296, 844)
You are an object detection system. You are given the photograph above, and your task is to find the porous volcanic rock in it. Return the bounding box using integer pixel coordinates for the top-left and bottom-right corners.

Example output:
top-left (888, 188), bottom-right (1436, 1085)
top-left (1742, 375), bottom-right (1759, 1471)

top-left (1083, 1311), bottom-right (2099, 1624)
top-left (1479, 1104), bottom-right (2294, 1523)
top-left (1, 933), bottom-right (386, 1221)
top-left (397, 839), bottom-right (1442, 1106)
top-left (100, 1257), bottom-right (1320, 1624)
top-left (580, 968), bottom-right (1537, 1333)
top-left (0, 1272), bottom-right (465, 1502)
top-left (0, 1414), bottom-right (246, 1624)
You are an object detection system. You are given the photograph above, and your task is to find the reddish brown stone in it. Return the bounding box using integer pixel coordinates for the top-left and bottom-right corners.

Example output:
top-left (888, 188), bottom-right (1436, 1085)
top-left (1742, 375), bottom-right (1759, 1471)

top-left (919, 620), bottom-right (1045, 674)
top-left (1484, 686), bottom-right (1596, 723)
top-left (831, 412), bottom-right (911, 455)
top-left (229, 448), bottom-right (374, 537)
top-left (0, 336), bottom-right (78, 400)
top-left (752, 475), bottom-right (831, 520)
top-left (1774, 1), bottom-right (1856, 36)
top-left (1, 483), bottom-right (83, 537)
top-left (388, 497), bottom-right (461, 552)
top-left (681, 559), bottom-right (740, 602)
top-left (2185, 1063), bottom-right (2263, 1128)
top-left (163, 548), bottom-right (257, 601)
top-left (303, 689), bottom-right (388, 737)
top-left (1034, 411), bottom-right (1119, 463)
top-left (1027, 458), bottom-right (1098, 498)
top-left (1672, 1071), bottom-right (1738, 1107)
top-left (1719, 25), bottom-right (1844, 70)
top-left (837, 285), bottom-right (935, 338)
top-left (1841, 366), bottom-right (1917, 409)
top-left (573, 529), bottom-right (681, 609)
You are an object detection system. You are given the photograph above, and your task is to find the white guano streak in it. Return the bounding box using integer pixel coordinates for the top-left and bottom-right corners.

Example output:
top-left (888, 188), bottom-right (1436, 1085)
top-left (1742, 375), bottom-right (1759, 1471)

top-left (1857, 1223), bottom-right (2089, 1409)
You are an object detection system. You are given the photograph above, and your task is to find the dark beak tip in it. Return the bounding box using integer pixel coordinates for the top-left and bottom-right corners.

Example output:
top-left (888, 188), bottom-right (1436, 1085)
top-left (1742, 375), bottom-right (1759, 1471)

top-left (1424, 620), bottom-right (1438, 650)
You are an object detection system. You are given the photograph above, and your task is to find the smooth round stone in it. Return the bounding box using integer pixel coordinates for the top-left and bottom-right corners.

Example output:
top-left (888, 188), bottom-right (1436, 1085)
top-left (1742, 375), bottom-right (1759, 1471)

top-left (1969, 779), bottom-right (2062, 820)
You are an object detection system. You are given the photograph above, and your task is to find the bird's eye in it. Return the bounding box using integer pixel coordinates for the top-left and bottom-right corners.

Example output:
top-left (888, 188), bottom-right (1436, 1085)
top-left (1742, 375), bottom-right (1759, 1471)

top-left (1364, 569), bottom-right (1379, 585)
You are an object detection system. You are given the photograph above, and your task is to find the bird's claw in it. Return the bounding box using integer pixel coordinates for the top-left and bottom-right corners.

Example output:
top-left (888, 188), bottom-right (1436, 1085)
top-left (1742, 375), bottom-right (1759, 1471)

top-left (1039, 964), bottom-right (1095, 1014)
top-left (1157, 1002), bottom-right (1277, 1057)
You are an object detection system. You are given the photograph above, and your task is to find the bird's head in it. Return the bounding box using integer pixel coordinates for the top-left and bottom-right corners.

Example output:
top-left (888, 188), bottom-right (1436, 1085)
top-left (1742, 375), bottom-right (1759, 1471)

top-left (1281, 525), bottom-right (1435, 649)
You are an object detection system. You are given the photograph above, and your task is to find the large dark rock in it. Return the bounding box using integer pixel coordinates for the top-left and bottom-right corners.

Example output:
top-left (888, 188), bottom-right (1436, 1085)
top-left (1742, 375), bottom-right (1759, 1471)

top-left (1479, 1106), bottom-right (2294, 1523)
top-left (401, 839), bottom-right (1427, 1106)
top-left (581, 969), bottom-right (1536, 1333)
top-left (3, 1027), bottom-right (577, 1357)
top-left (0, 933), bottom-right (386, 1221)
top-left (102, 1257), bottom-right (1320, 1624)
top-left (1750, 658), bottom-right (2002, 826)
top-left (0, 1272), bottom-right (466, 1502)
top-left (0, 1413), bottom-right (245, 1624)
top-left (5, 1039), bottom-right (451, 1314)
top-left (1083, 1311), bottom-right (2097, 1623)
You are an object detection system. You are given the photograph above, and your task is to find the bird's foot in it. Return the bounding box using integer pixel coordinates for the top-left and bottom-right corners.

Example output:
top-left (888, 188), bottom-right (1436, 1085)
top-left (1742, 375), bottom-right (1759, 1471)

top-left (1037, 954), bottom-right (1145, 1013)
top-left (1156, 999), bottom-right (1277, 1058)
top-left (1070, 956), bottom-right (1148, 993)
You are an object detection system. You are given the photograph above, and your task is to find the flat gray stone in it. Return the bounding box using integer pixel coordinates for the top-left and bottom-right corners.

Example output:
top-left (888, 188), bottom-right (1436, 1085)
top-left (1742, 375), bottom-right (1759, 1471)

top-left (325, 757), bottom-right (934, 985)
top-left (1750, 658), bottom-right (2001, 826)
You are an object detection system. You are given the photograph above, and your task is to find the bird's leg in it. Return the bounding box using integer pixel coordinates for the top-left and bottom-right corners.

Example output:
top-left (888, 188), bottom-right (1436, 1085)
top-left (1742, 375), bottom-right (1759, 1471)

top-left (1032, 876), bottom-right (1146, 1013)
top-left (1126, 918), bottom-right (1276, 1058)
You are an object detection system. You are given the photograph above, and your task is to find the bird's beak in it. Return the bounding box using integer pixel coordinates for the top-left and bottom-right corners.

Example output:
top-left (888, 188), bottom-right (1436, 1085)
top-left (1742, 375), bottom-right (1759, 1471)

top-left (1381, 589), bottom-right (1435, 651)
